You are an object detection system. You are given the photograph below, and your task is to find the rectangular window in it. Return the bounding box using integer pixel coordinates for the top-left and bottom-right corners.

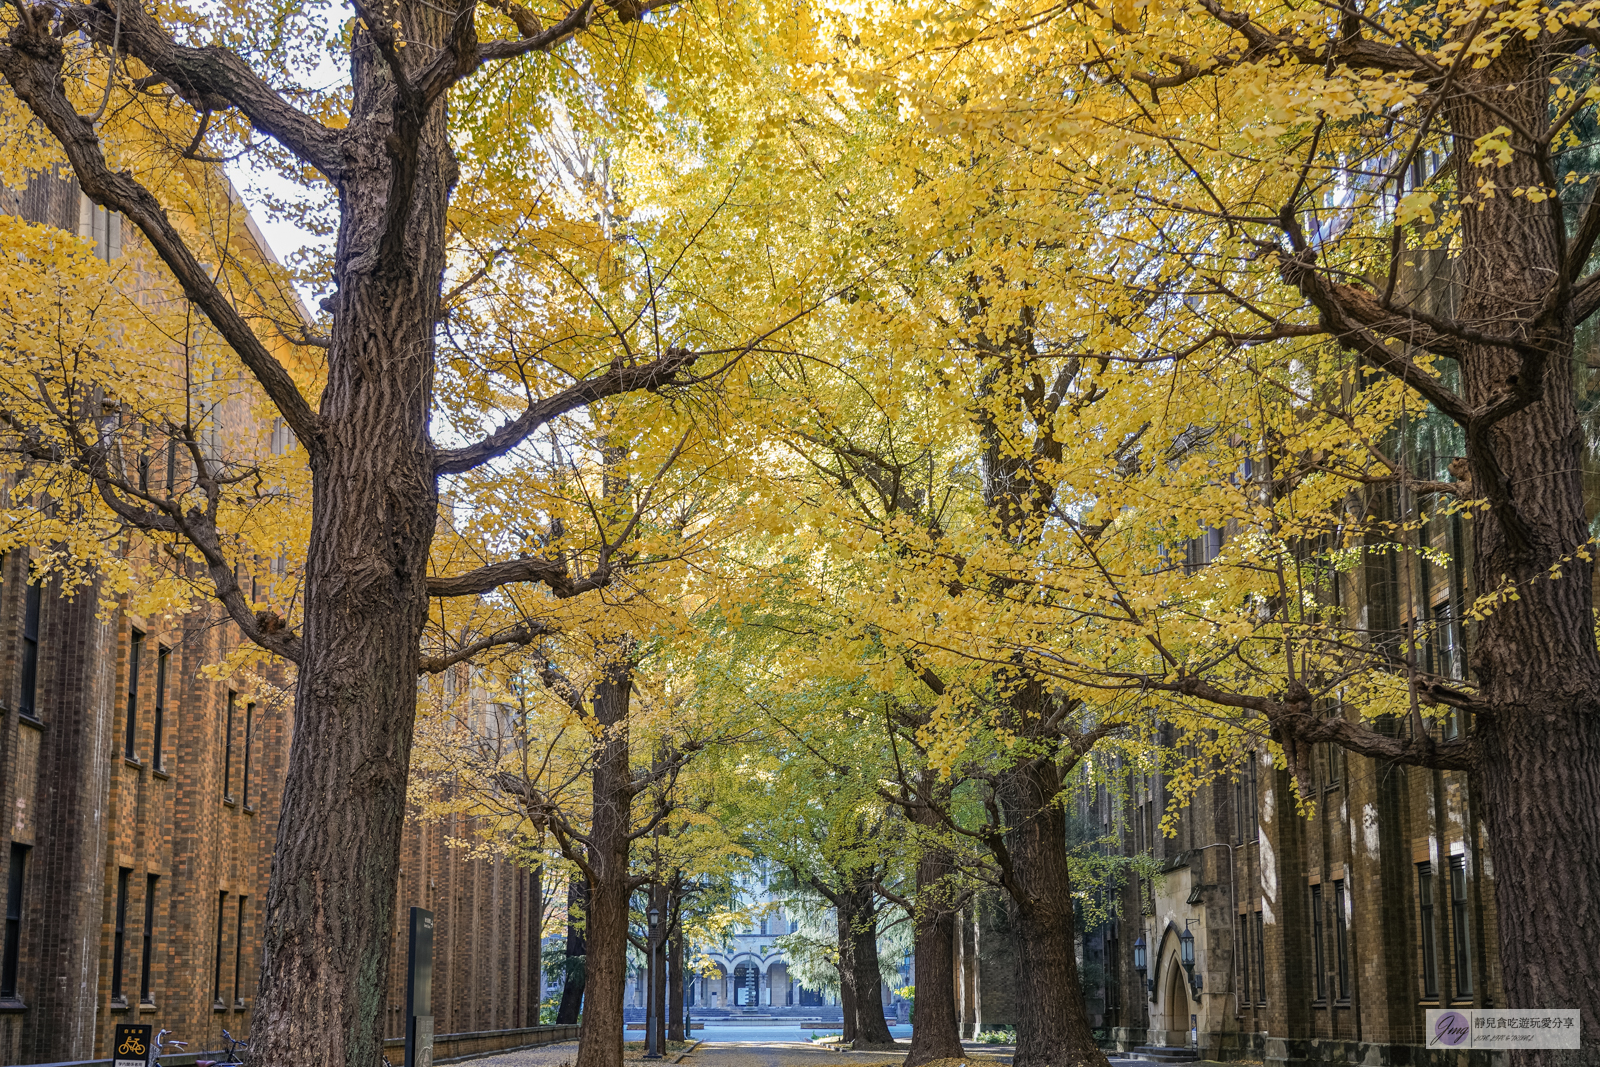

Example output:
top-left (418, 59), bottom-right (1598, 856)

top-left (1419, 863), bottom-right (1439, 998)
top-left (140, 874), bottom-right (157, 1004)
top-left (1254, 911), bottom-right (1266, 1005)
top-left (153, 646), bottom-right (169, 771)
top-left (18, 581), bottom-right (42, 719)
top-left (233, 896), bottom-right (247, 1005)
top-left (1, 844), bottom-right (28, 999)
top-left (112, 868), bottom-right (131, 999)
top-left (1333, 880), bottom-right (1349, 1001)
top-left (223, 691), bottom-right (236, 802)
top-left (1450, 858), bottom-right (1473, 997)
top-left (242, 702), bottom-right (254, 808)
top-left (1246, 755), bottom-right (1260, 841)
top-left (1234, 775), bottom-right (1245, 841)
top-left (124, 633), bottom-right (144, 758)
top-left (1238, 914), bottom-right (1251, 1005)
top-left (125, 630), bottom-right (143, 759)
top-left (213, 891), bottom-right (228, 1005)
top-left (1311, 883), bottom-right (1326, 1001)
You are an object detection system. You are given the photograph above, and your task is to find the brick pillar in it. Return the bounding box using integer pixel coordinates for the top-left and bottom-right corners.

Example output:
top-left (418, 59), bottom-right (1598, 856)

top-left (21, 573), bottom-right (116, 1060)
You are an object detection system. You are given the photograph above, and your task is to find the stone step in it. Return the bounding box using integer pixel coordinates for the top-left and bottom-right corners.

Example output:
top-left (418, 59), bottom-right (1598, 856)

top-left (1131, 1046), bottom-right (1199, 1063)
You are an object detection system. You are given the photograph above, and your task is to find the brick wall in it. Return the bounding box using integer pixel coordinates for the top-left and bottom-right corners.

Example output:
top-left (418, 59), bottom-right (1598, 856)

top-left (0, 179), bottom-right (542, 1064)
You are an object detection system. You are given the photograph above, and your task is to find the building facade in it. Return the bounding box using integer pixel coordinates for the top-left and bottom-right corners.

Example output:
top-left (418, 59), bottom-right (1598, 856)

top-left (1073, 487), bottom-right (1502, 1067)
top-left (0, 177), bottom-right (540, 1063)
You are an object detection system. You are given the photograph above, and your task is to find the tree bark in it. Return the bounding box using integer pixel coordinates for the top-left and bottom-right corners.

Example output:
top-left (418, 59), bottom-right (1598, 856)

top-left (652, 882), bottom-right (669, 1053)
top-left (1442, 50), bottom-right (1600, 1066)
top-left (997, 735), bottom-right (1109, 1067)
top-left (576, 655), bottom-right (636, 1067)
top-left (668, 880), bottom-right (686, 1042)
top-left (245, 11), bottom-right (459, 1062)
top-left (838, 876), bottom-right (896, 1049)
top-left (905, 776), bottom-right (965, 1067)
top-left (558, 875), bottom-right (589, 1025)
top-left (838, 917), bottom-right (858, 1046)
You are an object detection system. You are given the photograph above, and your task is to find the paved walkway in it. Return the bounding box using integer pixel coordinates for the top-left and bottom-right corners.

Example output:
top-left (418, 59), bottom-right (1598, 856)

top-left (469, 1036), bottom-right (1004, 1067)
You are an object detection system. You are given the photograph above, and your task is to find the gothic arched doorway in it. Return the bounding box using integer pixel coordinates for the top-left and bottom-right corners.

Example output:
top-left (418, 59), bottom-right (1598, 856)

top-left (1162, 959), bottom-right (1190, 1036)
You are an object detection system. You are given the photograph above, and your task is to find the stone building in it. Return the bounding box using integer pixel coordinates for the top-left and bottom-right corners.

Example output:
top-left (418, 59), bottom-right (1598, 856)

top-left (0, 174), bottom-right (539, 1062)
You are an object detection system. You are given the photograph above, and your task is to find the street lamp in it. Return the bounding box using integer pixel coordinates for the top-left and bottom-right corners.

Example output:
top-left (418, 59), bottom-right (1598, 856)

top-left (1180, 921), bottom-right (1203, 996)
top-left (1134, 935), bottom-right (1152, 996)
top-left (645, 907), bottom-right (662, 1060)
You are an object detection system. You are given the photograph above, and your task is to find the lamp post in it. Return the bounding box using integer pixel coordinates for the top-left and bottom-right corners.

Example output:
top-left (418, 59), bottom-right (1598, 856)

top-left (1133, 936), bottom-right (1149, 995)
top-left (645, 906), bottom-right (662, 1060)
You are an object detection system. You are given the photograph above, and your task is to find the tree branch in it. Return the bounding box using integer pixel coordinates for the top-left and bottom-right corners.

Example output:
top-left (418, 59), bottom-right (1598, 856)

top-left (419, 619), bottom-right (554, 674)
top-left (70, 1), bottom-right (346, 179)
top-left (0, 28), bottom-right (324, 448)
top-left (435, 347), bottom-right (698, 475)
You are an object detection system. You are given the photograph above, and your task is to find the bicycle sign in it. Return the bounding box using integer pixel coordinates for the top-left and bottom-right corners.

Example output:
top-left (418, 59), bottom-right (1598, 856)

top-left (113, 1024), bottom-right (152, 1067)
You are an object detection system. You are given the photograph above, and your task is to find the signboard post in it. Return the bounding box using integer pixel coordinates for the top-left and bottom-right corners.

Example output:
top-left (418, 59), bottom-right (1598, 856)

top-left (405, 907), bottom-right (435, 1067)
top-left (112, 1024), bottom-right (152, 1067)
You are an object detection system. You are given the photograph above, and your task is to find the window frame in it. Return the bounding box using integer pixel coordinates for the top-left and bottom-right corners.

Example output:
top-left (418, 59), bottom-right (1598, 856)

top-left (213, 890), bottom-right (228, 1007)
top-left (139, 874), bottom-right (158, 1005)
top-left (223, 691), bottom-right (237, 803)
top-left (1333, 879), bottom-right (1349, 1002)
top-left (18, 582), bottom-right (42, 720)
top-left (153, 646), bottom-right (170, 772)
top-left (1311, 883), bottom-right (1327, 1003)
top-left (111, 867), bottom-right (131, 1001)
top-left (1450, 857), bottom-right (1473, 998)
top-left (1418, 862), bottom-right (1439, 999)
top-left (124, 630), bottom-right (143, 760)
top-left (1, 844), bottom-right (28, 1000)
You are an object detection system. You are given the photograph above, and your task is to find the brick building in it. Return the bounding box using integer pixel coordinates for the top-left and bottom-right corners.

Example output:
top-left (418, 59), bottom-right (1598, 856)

top-left (1070, 482), bottom-right (1504, 1067)
top-left (0, 174), bottom-right (541, 1063)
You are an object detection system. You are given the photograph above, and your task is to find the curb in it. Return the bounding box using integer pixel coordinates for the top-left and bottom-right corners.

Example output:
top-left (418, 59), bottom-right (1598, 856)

top-left (672, 1039), bottom-right (703, 1062)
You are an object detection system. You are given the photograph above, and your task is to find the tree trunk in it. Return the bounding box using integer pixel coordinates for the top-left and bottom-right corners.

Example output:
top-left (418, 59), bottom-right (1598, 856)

top-left (249, 12), bottom-right (455, 1064)
top-left (558, 875), bottom-right (589, 1025)
top-left (652, 882), bottom-right (669, 1052)
top-left (999, 752), bottom-right (1109, 1067)
top-left (839, 877), bottom-right (896, 1049)
top-left (838, 916), bottom-right (858, 1046)
top-left (1428, 51), bottom-right (1600, 1067)
top-left (668, 882), bottom-right (686, 1042)
top-left (576, 656), bottom-right (636, 1067)
top-left (905, 777), bottom-right (965, 1067)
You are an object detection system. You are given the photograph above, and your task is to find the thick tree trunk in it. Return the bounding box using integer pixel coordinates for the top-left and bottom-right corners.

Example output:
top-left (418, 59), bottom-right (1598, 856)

top-left (249, 12), bottom-right (454, 1065)
top-left (1431, 52), bottom-right (1600, 1066)
top-left (839, 878), bottom-right (896, 1049)
top-left (999, 752), bottom-right (1108, 1067)
top-left (576, 657), bottom-right (637, 1067)
top-left (905, 778), bottom-right (965, 1067)
top-left (558, 875), bottom-right (589, 1025)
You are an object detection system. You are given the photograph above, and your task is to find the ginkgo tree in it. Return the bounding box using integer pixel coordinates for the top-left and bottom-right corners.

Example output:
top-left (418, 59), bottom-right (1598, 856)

top-left (770, 0), bottom-right (1600, 1058)
top-left (0, 1), bottom-right (829, 1063)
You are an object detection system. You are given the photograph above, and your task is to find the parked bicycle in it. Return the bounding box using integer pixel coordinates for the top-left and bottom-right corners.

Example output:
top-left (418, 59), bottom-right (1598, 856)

top-left (148, 1028), bottom-right (248, 1066)
top-left (197, 1029), bottom-right (249, 1067)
